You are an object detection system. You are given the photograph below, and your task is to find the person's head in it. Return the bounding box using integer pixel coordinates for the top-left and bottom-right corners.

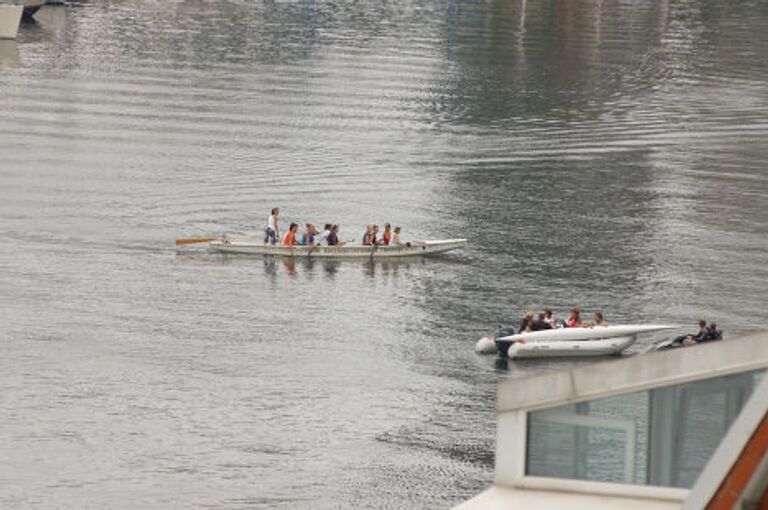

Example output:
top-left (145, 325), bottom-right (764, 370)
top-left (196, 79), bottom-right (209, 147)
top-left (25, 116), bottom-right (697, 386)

top-left (373, 225), bottom-right (379, 233)
top-left (271, 207), bottom-right (279, 216)
top-left (366, 225), bottom-right (372, 232)
top-left (544, 309), bottom-right (552, 318)
top-left (331, 224), bottom-right (339, 233)
top-left (538, 312), bottom-right (546, 321)
top-left (526, 311), bottom-right (534, 320)
top-left (307, 224), bottom-right (315, 233)
top-left (594, 312), bottom-right (603, 322)
top-left (394, 226), bottom-right (401, 234)
top-left (384, 223), bottom-right (391, 231)
top-left (699, 319), bottom-right (706, 329)
top-left (289, 222), bottom-right (298, 232)
top-left (324, 223), bottom-right (332, 232)
top-left (570, 307), bottom-right (580, 318)
top-left (708, 322), bottom-right (717, 331)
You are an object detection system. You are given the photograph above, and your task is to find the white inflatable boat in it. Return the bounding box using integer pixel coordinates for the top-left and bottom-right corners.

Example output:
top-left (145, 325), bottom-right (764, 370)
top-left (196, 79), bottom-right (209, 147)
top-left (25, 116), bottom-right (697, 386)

top-left (475, 324), bottom-right (676, 360)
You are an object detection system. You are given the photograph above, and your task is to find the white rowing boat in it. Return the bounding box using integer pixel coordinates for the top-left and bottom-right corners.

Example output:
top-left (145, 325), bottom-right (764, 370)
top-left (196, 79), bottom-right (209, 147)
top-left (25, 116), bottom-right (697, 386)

top-left (475, 324), bottom-right (676, 360)
top-left (206, 238), bottom-right (468, 258)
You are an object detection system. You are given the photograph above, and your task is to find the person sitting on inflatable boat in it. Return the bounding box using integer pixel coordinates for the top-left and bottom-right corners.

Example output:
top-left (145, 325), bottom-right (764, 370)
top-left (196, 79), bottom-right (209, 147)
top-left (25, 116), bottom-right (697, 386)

top-left (566, 307), bottom-right (583, 327)
top-left (531, 312), bottom-right (553, 331)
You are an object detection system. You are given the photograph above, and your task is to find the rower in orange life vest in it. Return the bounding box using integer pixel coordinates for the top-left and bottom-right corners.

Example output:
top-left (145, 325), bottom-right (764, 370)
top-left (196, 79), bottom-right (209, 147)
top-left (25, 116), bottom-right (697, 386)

top-left (381, 223), bottom-right (392, 245)
top-left (283, 222), bottom-right (299, 255)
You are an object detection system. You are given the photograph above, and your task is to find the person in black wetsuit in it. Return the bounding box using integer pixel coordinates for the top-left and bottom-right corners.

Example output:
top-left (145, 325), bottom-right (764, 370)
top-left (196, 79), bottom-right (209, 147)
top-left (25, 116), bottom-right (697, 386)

top-left (672, 320), bottom-right (707, 346)
top-left (700, 322), bottom-right (723, 343)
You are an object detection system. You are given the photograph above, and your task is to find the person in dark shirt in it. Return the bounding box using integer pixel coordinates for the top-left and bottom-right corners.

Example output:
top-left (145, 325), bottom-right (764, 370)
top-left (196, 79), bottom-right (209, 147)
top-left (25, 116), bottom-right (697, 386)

top-left (693, 320), bottom-right (709, 341)
top-left (531, 312), bottom-right (553, 331)
top-left (673, 320), bottom-right (707, 345)
top-left (382, 223), bottom-right (392, 245)
top-left (518, 311), bottom-right (534, 333)
top-left (327, 224), bottom-right (346, 247)
top-left (700, 323), bottom-right (723, 342)
top-left (362, 225), bottom-right (374, 246)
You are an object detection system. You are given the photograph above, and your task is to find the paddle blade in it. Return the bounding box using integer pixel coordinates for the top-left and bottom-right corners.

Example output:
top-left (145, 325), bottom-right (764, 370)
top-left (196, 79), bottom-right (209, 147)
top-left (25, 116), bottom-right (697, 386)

top-left (175, 236), bottom-right (220, 245)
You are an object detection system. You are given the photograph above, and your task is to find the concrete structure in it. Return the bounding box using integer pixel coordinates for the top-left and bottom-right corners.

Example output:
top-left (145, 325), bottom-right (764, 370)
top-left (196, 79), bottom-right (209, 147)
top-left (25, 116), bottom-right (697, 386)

top-left (684, 373), bottom-right (768, 509)
top-left (0, 3), bottom-right (23, 39)
top-left (457, 332), bottom-right (768, 509)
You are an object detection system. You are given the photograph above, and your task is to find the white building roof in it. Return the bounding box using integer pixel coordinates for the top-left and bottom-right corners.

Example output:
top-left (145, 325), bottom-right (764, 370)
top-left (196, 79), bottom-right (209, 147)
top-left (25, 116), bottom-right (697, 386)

top-left (498, 332), bottom-right (768, 413)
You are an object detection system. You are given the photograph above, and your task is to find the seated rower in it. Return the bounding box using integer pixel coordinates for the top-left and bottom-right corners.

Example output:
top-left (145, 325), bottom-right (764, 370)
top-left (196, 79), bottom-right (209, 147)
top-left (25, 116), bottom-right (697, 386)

top-left (283, 222), bottom-right (299, 254)
top-left (362, 225), bottom-right (374, 246)
top-left (327, 224), bottom-right (346, 247)
top-left (382, 223), bottom-right (392, 245)
top-left (392, 226), bottom-right (409, 247)
top-left (300, 224), bottom-right (316, 246)
top-left (372, 225), bottom-right (380, 245)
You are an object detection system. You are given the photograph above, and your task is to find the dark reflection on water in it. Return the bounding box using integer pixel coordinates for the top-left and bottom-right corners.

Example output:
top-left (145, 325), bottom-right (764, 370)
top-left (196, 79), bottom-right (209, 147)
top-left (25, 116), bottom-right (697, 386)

top-left (2, 1), bottom-right (768, 508)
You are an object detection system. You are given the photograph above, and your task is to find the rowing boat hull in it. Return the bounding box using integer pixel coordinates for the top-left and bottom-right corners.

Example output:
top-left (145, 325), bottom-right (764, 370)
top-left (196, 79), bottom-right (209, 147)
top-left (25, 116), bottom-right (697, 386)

top-left (208, 238), bottom-right (468, 258)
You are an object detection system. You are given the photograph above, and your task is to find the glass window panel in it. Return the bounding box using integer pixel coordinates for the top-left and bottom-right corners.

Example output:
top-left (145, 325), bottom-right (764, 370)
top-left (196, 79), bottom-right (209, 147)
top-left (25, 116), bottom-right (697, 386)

top-left (526, 369), bottom-right (764, 488)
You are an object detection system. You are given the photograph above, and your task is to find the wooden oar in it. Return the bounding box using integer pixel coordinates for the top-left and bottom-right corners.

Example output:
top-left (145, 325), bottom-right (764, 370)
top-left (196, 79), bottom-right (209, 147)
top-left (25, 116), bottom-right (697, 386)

top-left (175, 236), bottom-right (220, 245)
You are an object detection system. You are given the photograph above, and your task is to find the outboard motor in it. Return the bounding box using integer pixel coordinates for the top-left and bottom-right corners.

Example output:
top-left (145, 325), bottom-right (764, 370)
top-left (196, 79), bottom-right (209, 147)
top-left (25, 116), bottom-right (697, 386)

top-left (493, 325), bottom-right (517, 357)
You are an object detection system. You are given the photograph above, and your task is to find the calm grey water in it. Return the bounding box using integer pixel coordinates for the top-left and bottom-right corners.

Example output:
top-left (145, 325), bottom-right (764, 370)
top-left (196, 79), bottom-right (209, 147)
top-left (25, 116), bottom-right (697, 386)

top-left (1, 1), bottom-right (767, 508)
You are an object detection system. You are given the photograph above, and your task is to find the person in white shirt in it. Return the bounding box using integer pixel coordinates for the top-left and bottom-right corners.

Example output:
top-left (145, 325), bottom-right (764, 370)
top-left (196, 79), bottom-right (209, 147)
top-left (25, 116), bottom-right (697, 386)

top-left (392, 226), bottom-right (409, 247)
top-left (315, 223), bottom-right (332, 246)
top-left (545, 309), bottom-right (568, 328)
top-left (264, 207), bottom-right (280, 245)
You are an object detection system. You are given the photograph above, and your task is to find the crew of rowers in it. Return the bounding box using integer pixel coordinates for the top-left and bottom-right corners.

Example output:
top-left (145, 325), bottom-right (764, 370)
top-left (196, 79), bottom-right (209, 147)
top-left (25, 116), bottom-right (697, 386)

top-left (517, 307), bottom-right (607, 333)
top-left (361, 224), bottom-right (407, 246)
top-left (263, 208), bottom-right (408, 250)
